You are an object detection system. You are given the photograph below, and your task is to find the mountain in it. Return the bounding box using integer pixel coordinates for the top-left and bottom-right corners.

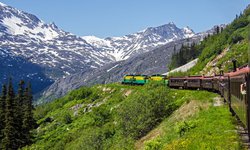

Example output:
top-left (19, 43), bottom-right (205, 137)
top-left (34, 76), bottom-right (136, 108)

top-left (0, 2), bottom-right (113, 81)
top-left (0, 48), bottom-right (53, 93)
top-left (82, 23), bottom-right (194, 61)
top-left (0, 2), bottom-right (198, 94)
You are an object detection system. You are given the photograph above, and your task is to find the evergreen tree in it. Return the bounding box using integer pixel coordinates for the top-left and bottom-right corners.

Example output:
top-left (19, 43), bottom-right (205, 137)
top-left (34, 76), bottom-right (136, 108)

top-left (2, 78), bottom-right (18, 150)
top-left (190, 42), bottom-right (196, 59)
top-left (22, 82), bottom-right (35, 146)
top-left (0, 84), bottom-right (7, 148)
top-left (216, 26), bottom-right (220, 34)
top-left (235, 14), bottom-right (238, 19)
top-left (15, 80), bottom-right (25, 147)
top-left (173, 45), bottom-right (176, 54)
top-left (220, 27), bottom-right (224, 33)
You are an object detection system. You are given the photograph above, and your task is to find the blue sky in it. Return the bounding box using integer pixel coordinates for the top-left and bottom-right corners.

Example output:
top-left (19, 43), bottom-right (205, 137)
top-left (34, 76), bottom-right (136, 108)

top-left (1, 0), bottom-right (249, 38)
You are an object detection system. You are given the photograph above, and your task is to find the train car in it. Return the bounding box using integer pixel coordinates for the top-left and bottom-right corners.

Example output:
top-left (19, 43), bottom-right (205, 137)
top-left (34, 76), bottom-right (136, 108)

top-left (168, 77), bottom-right (186, 88)
top-left (121, 75), bottom-right (134, 84)
top-left (213, 75), bottom-right (221, 92)
top-left (228, 65), bottom-right (250, 135)
top-left (186, 76), bottom-right (202, 89)
top-left (221, 75), bottom-right (230, 102)
top-left (149, 74), bottom-right (168, 84)
top-left (201, 76), bottom-right (214, 90)
top-left (133, 75), bottom-right (148, 85)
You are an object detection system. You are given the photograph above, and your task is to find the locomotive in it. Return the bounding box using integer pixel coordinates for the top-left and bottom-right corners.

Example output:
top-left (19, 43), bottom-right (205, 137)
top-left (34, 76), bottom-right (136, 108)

top-left (121, 74), bottom-right (167, 85)
top-left (168, 64), bottom-right (250, 137)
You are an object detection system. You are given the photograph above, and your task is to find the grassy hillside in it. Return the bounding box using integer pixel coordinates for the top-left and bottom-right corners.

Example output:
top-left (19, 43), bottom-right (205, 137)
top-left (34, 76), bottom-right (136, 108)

top-left (169, 6), bottom-right (249, 76)
top-left (24, 83), bottom-right (241, 150)
top-left (137, 92), bottom-right (240, 150)
top-left (25, 83), bottom-right (178, 149)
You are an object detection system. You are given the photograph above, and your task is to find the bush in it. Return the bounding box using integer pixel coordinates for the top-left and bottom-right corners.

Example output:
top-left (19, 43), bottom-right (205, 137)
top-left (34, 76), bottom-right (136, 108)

top-left (145, 139), bottom-right (162, 150)
top-left (229, 34), bottom-right (244, 44)
top-left (116, 83), bottom-right (172, 139)
top-left (63, 113), bottom-right (72, 124)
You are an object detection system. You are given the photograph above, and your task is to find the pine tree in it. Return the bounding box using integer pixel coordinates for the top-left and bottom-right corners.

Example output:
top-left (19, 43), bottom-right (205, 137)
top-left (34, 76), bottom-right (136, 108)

top-left (22, 82), bottom-right (35, 146)
top-left (0, 84), bottom-right (7, 148)
top-left (15, 80), bottom-right (25, 147)
top-left (190, 42), bottom-right (196, 59)
top-left (2, 78), bottom-right (18, 150)
top-left (173, 45), bottom-right (176, 54)
top-left (216, 26), bottom-right (220, 34)
top-left (220, 27), bottom-right (224, 33)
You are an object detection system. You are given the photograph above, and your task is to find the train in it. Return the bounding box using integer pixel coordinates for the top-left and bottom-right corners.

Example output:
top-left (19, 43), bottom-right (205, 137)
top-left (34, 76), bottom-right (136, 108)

top-left (121, 63), bottom-right (250, 137)
top-left (121, 74), bottom-right (167, 85)
top-left (168, 64), bottom-right (250, 137)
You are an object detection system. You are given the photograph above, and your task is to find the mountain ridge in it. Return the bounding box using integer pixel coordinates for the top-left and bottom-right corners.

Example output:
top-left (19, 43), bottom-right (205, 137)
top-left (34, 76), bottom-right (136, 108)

top-left (82, 22), bottom-right (195, 61)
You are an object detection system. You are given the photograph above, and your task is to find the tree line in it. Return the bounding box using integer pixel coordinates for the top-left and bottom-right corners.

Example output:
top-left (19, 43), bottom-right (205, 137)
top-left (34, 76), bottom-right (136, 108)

top-left (168, 42), bottom-right (200, 70)
top-left (0, 79), bottom-right (35, 150)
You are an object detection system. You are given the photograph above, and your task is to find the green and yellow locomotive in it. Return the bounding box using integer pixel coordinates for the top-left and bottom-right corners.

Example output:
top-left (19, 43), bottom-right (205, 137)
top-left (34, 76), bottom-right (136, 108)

top-left (121, 74), bottom-right (168, 85)
top-left (121, 74), bottom-right (148, 85)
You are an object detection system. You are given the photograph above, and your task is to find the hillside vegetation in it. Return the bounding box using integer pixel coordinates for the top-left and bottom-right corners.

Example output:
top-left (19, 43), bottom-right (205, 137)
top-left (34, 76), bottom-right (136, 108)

top-left (169, 6), bottom-right (249, 76)
top-left (137, 92), bottom-right (240, 149)
top-left (26, 83), bottom-right (178, 149)
top-left (24, 83), bottom-right (241, 149)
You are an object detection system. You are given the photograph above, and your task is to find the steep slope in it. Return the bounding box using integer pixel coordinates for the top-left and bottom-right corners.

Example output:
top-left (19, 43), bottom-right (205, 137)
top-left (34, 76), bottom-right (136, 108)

top-left (0, 48), bottom-right (53, 93)
top-left (0, 2), bottom-right (113, 80)
top-left (186, 6), bottom-right (249, 75)
top-left (28, 83), bottom-right (240, 149)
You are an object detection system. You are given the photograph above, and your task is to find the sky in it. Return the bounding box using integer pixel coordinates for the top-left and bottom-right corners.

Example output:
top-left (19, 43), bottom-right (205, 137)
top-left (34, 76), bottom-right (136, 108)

top-left (0, 0), bottom-right (249, 38)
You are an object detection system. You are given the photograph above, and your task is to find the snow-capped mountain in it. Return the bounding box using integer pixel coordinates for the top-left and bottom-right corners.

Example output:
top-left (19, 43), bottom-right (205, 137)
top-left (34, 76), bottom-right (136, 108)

top-left (82, 23), bottom-right (195, 61)
top-left (0, 2), bottom-right (113, 80)
top-left (0, 2), bottom-right (197, 95)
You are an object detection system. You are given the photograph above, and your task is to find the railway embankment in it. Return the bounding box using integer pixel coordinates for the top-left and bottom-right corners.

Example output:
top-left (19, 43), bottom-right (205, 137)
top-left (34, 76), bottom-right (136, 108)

top-left (136, 90), bottom-right (242, 150)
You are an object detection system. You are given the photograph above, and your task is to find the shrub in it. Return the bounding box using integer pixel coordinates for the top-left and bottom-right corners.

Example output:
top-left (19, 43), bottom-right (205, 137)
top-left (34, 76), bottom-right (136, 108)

top-left (116, 83), bottom-right (172, 139)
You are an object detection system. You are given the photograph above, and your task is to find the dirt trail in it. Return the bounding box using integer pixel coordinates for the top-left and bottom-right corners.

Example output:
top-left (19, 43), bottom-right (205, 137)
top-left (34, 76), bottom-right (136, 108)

top-left (201, 47), bottom-right (229, 75)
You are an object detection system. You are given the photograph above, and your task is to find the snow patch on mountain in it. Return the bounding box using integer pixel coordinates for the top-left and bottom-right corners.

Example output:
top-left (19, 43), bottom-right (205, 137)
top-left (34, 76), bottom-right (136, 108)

top-left (182, 26), bottom-right (195, 38)
top-left (0, 2), bottom-right (7, 7)
top-left (2, 16), bottom-right (59, 40)
top-left (82, 36), bottom-right (112, 48)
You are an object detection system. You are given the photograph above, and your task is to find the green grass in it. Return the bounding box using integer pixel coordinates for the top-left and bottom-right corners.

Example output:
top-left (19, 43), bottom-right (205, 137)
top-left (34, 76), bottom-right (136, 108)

top-left (142, 90), bottom-right (241, 150)
top-left (26, 83), bottom-right (242, 150)
top-left (26, 82), bottom-right (187, 150)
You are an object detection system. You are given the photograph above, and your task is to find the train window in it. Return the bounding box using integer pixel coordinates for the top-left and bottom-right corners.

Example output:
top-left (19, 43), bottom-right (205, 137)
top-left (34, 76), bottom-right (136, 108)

top-left (241, 83), bottom-right (247, 95)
